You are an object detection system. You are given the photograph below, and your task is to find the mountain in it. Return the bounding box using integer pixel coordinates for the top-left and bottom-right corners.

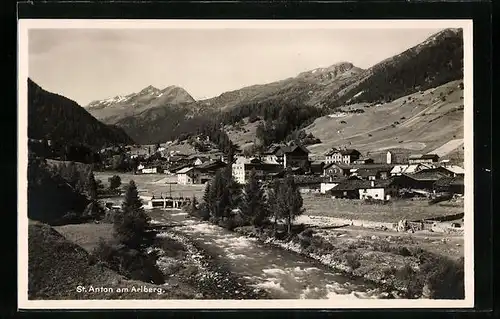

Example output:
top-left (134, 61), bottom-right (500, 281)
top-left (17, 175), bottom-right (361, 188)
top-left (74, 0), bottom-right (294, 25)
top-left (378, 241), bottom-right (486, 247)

top-left (321, 28), bottom-right (464, 107)
top-left (28, 78), bottom-right (134, 149)
top-left (190, 62), bottom-right (364, 110)
top-left (86, 84), bottom-right (196, 124)
top-left (83, 28), bottom-right (464, 147)
top-left (96, 62), bottom-right (363, 144)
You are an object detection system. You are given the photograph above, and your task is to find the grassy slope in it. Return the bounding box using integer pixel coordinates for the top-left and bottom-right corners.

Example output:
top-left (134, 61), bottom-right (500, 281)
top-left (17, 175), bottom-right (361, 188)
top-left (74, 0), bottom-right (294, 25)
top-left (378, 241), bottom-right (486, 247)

top-left (225, 80), bottom-right (464, 162)
top-left (305, 80), bottom-right (464, 158)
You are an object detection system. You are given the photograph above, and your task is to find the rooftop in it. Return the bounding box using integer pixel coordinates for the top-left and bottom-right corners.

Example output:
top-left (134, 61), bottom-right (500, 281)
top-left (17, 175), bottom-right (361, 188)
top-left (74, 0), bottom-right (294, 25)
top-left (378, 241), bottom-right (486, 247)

top-left (176, 167), bottom-right (194, 174)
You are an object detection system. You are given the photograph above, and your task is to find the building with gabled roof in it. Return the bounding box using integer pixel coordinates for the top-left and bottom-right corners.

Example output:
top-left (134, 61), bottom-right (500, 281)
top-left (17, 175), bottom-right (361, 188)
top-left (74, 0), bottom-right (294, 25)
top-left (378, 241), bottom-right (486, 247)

top-left (324, 147), bottom-right (361, 165)
top-left (433, 176), bottom-right (464, 194)
top-left (232, 157), bottom-right (283, 184)
top-left (408, 153), bottom-right (440, 164)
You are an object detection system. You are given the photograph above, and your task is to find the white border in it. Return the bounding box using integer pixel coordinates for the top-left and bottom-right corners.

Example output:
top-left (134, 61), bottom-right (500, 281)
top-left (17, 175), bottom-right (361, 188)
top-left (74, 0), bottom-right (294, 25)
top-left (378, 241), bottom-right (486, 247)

top-left (18, 19), bottom-right (474, 310)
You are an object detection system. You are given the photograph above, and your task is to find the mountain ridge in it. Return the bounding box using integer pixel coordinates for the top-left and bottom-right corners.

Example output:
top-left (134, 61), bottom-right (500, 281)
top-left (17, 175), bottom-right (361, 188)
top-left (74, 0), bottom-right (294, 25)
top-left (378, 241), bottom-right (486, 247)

top-left (81, 28), bottom-right (463, 148)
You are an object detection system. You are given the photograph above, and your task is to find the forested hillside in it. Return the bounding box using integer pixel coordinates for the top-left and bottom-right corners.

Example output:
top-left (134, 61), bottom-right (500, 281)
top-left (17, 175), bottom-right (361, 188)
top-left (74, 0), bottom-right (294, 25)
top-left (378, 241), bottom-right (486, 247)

top-left (28, 79), bottom-right (134, 149)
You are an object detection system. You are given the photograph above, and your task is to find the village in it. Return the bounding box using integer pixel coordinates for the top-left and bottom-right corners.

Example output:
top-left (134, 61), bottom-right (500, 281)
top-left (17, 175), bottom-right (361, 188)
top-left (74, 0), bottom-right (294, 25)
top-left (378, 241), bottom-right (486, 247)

top-left (97, 135), bottom-right (465, 235)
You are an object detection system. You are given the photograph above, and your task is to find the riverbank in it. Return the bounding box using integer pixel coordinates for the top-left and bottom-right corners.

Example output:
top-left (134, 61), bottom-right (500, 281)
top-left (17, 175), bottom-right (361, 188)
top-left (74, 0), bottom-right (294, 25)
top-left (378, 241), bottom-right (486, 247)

top-left (151, 229), bottom-right (270, 299)
top-left (231, 224), bottom-right (464, 299)
top-left (45, 220), bottom-right (268, 299)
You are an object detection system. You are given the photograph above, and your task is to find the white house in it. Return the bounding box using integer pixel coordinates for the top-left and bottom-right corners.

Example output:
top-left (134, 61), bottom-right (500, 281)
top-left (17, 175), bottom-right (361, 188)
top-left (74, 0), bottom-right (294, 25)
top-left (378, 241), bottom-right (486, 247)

top-left (142, 167), bottom-right (158, 174)
top-left (358, 181), bottom-right (390, 200)
top-left (324, 148), bottom-right (361, 165)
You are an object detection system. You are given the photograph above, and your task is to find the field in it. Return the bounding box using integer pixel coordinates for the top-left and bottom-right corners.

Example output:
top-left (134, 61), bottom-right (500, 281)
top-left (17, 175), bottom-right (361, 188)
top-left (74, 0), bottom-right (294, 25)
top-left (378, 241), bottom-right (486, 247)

top-left (302, 194), bottom-right (463, 223)
top-left (95, 172), bottom-right (206, 199)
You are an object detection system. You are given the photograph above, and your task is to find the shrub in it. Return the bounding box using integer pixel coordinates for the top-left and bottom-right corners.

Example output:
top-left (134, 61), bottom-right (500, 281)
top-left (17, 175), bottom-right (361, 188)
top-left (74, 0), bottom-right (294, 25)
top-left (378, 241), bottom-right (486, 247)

top-left (345, 252), bottom-right (361, 270)
top-left (395, 263), bottom-right (424, 299)
top-left (420, 256), bottom-right (464, 299)
top-left (248, 114), bottom-right (260, 123)
top-left (91, 238), bottom-right (164, 284)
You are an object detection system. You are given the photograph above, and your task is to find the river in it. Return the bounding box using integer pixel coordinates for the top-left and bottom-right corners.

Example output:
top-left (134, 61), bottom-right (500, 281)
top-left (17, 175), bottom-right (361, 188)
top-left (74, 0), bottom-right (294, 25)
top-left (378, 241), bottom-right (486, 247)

top-left (149, 208), bottom-right (386, 300)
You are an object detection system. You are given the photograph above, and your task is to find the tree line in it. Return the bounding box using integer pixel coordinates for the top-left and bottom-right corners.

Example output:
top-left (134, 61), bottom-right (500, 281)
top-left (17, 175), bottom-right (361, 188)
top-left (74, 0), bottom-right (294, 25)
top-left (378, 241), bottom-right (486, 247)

top-left (190, 167), bottom-right (304, 235)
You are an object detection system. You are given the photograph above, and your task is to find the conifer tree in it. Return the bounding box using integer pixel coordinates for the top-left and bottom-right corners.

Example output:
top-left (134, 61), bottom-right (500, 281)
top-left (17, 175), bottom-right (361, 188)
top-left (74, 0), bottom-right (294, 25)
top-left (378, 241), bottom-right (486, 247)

top-left (114, 180), bottom-right (150, 248)
top-left (242, 169), bottom-right (268, 227)
top-left (87, 171), bottom-right (98, 200)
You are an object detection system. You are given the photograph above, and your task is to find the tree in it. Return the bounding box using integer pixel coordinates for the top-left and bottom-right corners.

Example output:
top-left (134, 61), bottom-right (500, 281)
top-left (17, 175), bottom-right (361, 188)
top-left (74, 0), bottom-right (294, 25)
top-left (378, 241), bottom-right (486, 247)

top-left (114, 180), bottom-right (150, 249)
top-left (189, 194), bottom-right (198, 215)
top-left (112, 154), bottom-right (125, 171)
top-left (87, 171), bottom-right (98, 200)
top-left (108, 175), bottom-right (121, 191)
top-left (241, 169), bottom-right (268, 227)
top-left (275, 176), bottom-right (305, 235)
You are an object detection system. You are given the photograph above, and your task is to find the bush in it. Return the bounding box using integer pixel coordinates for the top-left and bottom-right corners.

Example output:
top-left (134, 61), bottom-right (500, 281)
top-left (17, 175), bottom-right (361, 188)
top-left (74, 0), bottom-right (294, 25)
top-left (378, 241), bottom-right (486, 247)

top-left (91, 238), bottom-right (165, 284)
top-left (108, 175), bottom-right (121, 190)
top-left (395, 263), bottom-right (424, 299)
top-left (345, 252), bottom-right (361, 270)
top-left (248, 114), bottom-right (260, 123)
top-left (420, 256), bottom-right (464, 299)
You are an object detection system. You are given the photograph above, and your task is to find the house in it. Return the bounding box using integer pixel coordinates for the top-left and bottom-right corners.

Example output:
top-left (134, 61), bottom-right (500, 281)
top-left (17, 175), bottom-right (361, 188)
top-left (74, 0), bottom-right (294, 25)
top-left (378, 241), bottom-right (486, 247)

top-left (390, 163), bottom-right (433, 176)
top-left (232, 157), bottom-right (282, 184)
top-left (142, 167), bottom-right (159, 174)
top-left (310, 160), bottom-right (325, 175)
top-left (262, 144), bottom-right (283, 163)
top-left (328, 179), bottom-right (373, 199)
top-left (324, 148), bottom-right (361, 165)
top-left (353, 157), bottom-right (375, 165)
top-left (408, 154), bottom-right (440, 164)
top-left (438, 163), bottom-right (465, 177)
top-left (197, 159), bottom-right (227, 175)
top-left (323, 162), bottom-right (351, 178)
top-left (137, 163), bottom-right (162, 174)
top-left (352, 165), bottom-right (393, 180)
top-left (187, 154), bottom-right (209, 166)
top-left (324, 147), bottom-right (341, 164)
top-left (280, 144), bottom-right (310, 168)
top-left (177, 167), bottom-right (198, 185)
top-left (263, 143), bottom-right (310, 168)
top-left (320, 176), bottom-right (345, 194)
top-left (433, 176), bottom-right (465, 194)
top-left (293, 176), bottom-right (326, 193)
top-left (358, 179), bottom-right (400, 201)
top-left (393, 171), bottom-right (447, 191)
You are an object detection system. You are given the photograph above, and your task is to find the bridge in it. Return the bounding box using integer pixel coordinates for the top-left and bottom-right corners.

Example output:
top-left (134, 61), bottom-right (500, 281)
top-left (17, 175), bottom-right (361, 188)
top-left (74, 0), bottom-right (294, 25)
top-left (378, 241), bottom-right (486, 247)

top-left (142, 195), bottom-right (191, 209)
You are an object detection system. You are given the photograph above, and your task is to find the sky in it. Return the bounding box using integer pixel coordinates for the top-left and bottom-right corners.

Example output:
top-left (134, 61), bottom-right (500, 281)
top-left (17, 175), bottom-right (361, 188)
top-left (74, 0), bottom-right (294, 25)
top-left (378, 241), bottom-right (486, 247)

top-left (28, 27), bottom-right (445, 106)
